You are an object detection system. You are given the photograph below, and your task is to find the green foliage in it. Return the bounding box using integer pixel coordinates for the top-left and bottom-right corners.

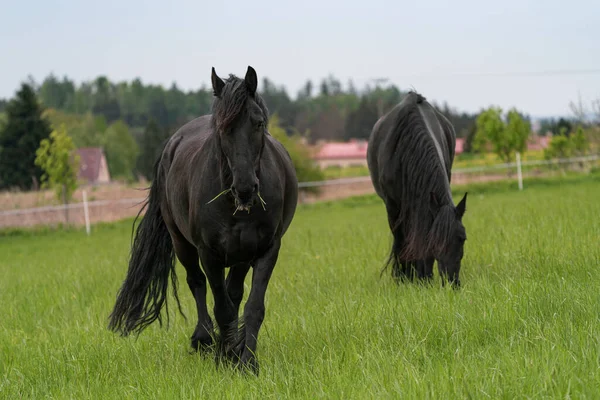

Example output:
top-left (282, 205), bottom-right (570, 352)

top-left (2, 180), bottom-right (600, 397)
top-left (268, 114), bottom-right (324, 191)
top-left (136, 118), bottom-right (169, 180)
top-left (539, 117), bottom-right (573, 136)
top-left (32, 73), bottom-right (478, 145)
top-left (103, 121), bottom-right (139, 181)
top-left (571, 126), bottom-right (589, 156)
top-left (463, 122), bottom-right (477, 153)
top-left (344, 97), bottom-right (379, 140)
top-left (474, 107), bottom-right (531, 163)
top-left (44, 109), bottom-right (139, 181)
top-left (0, 83), bottom-right (53, 190)
top-left (69, 113), bottom-right (108, 148)
top-left (544, 126), bottom-right (590, 160)
top-left (34, 125), bottom-right (80, 204)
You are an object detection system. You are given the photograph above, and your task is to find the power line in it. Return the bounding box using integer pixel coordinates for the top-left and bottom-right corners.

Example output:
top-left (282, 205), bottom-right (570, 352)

top-left (391, 68), bottom-right (600, 80)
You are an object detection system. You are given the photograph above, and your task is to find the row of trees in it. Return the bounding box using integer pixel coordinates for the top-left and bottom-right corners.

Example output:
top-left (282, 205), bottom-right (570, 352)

top-left (1, 73), bottom-right (596, 197)
top-left (4, 73), bottom-right (478, 143)
top-left (0, 82), bottom-right (324, 196)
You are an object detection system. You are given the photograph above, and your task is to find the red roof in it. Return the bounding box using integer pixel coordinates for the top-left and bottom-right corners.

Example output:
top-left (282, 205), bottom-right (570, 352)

top-left (314, 138), bottom-right (468, 159)
top-left (77, 147), bottom-right (105, 183)
top-left (314, 140), bottom-right (368, 160)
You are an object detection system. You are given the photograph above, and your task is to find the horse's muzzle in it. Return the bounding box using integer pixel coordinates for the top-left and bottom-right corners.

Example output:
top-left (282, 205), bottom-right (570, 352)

top-left (232, 183), bottom-right (258, 208)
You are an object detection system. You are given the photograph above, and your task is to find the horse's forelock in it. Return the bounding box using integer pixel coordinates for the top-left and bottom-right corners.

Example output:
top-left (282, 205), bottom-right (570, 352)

top-left (212, 75), bottom-right (268, 133)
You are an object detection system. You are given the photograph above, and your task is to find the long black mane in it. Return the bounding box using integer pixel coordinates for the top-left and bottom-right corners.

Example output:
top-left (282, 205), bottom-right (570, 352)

top-left (210, 74), bottom-right (269, 133)
top-left (384, 92), bottom-right (455, 261)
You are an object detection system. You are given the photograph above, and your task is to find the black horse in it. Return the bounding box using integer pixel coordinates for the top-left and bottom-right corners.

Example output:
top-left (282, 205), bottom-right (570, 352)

top-left (367, 91), bottom-right (467, 287)
top-left (108, 66), bottom-right (299, 374)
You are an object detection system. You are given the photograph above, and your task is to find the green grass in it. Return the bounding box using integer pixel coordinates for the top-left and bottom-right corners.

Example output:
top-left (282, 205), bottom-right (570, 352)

top-left (319, 150), bottom-right (570, 180)
top-left (2, 175), bottom-right (600, 398)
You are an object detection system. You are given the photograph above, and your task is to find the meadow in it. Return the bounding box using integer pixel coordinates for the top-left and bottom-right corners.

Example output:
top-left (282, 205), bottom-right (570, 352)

top-left (1, 174), bottom-right (600, 398)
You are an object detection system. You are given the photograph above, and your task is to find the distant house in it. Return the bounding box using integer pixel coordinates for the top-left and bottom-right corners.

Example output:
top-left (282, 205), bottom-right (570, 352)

top-left (76, 147), bottom-right (111, 184)
top-left (312, 140), bottom-right (369, 169)
top-left (527, 135), bottom-right (551, 151)
top-left (311, 133), bottom-right (549, 169)
top-left (455, 138), bottom-right (465, 154)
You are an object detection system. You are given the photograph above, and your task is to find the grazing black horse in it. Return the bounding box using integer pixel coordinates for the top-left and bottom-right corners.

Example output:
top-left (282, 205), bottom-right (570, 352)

top-left (367, 91), bottom-right (467, 287)
top-left (108, 66), bottom-right (298, 374)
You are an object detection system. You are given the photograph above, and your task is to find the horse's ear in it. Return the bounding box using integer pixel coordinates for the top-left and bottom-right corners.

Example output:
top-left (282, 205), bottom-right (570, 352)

top-left (211, 67), bottom-right (225, 97)
top-left (429, 192), bottom-right (441, 215)
top-left (456, 192), bottom-right (468, 219)
top-left (245, 66), bottom-right (258, 95)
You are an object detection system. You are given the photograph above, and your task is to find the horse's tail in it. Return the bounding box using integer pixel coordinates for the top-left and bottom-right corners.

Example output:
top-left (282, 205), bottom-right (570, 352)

top-left (108, 158), bottom-right (184, 336)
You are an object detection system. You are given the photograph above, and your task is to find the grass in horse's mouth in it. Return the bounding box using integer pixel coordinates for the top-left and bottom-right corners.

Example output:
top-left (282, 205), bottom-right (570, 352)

top-left (207, 188), bottom-right (267, 215)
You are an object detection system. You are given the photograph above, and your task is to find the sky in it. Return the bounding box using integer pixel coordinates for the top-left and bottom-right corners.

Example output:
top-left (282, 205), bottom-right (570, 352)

top-left (1, 0), bottom-right (599, 118)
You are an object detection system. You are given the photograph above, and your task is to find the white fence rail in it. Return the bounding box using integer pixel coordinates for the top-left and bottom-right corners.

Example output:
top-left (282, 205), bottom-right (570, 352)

top-left (1, 153), bottom-right (598, 229)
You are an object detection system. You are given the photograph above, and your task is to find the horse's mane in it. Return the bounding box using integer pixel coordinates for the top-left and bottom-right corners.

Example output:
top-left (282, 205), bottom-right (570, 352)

top-left (211, 74), bottom-right (269, 133)
top-left (388, 92), bottom-right (455, 260)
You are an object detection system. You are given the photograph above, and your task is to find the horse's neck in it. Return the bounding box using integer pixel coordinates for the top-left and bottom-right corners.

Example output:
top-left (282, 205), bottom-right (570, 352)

top-left (206, 134), bottom-right (233, 189)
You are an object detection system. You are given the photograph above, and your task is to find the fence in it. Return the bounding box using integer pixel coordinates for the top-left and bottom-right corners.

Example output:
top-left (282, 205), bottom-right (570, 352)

top-left (1, 153), bottom-right (598, 230)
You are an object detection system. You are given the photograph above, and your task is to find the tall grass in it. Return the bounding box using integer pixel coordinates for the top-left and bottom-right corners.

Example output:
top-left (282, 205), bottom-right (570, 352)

top-left (1, 177), bottom-right (599, 398)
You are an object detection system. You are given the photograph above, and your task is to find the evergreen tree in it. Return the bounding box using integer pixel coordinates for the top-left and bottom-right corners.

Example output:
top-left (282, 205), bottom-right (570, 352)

top-left (344, 97), bottom-right (379, 140)
top-left (136, 118), bottom-right (168, 180)
top-left (0, 83), bottom-right (53, 190)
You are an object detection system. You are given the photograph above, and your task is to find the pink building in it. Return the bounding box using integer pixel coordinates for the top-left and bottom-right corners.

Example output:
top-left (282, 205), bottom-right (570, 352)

top-left (311, 134), bottom-right (549, 169)
top-left (312, 140), bottom-right (369, 168)
top-left (76, 147), bottom-right (111, 184)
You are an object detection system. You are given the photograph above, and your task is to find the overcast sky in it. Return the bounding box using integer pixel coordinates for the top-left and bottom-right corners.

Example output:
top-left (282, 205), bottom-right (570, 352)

top-left (1, 0), bottom-right (599, 117)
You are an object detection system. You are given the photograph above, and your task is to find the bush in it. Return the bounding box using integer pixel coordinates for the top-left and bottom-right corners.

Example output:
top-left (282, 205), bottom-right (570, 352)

top-left (268, 114), bottom-right (324, 193)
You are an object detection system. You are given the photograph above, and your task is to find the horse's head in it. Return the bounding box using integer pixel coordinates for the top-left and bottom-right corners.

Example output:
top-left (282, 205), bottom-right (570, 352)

top-left (428, 192), bottom-right (468, 287)
top-left (211, 66), bottom-right (269, 210)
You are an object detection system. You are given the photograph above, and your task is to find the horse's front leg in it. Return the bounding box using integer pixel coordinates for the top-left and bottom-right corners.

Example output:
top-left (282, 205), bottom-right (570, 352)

top-left (236, 239), bottom-right (281, 375)
top-left (198, 250), bottom-right (238, 362)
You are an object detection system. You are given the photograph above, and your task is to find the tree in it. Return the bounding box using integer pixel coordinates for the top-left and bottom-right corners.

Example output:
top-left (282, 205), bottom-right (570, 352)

top-left (34, 125), bottom-right (80, 224)
top-left (554, 118), bottom-right (573, 136)
top-left (0, 83), bottom-right (53, 190)
top-left (544, 132), bottom-right (573, 173)
top-left (268, 114), bottom-right (324, 193)
top-left (91, 76), bottom-right (121, 123)
top-left (68, 112), bottom-right (108, 148)
top-left (344, 97), bottom-right (379, 140)
top-left (463, 123), bottom-right (477, 153)
top-left (103, 120), bottom-right (139, 181)
top-left (474, 107), bottom-right (530, 163)
top-left (571, 126), bottom-right (589, 156)
top-left (136, 118), bottom-right (168, 180)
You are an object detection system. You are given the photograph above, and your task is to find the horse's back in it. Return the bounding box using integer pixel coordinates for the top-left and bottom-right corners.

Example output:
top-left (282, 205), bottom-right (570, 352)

top-left (161, 115), bottom-right (213, 169)
top-left (367, 92), bottom-right (456, 198)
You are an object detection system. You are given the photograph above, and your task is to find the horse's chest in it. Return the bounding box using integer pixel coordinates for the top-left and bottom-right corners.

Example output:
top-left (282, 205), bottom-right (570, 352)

top-left (219, 222), bottom-right (273, 263)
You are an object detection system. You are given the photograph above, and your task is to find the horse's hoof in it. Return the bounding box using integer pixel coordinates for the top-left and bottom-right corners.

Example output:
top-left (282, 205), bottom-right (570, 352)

top-left (237, 351), bottom-right (259, 376)
top-left (191, 332), bottom-right (214, 353)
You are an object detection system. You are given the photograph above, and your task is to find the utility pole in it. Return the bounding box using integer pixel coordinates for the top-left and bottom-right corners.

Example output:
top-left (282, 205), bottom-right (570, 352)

top-left (370, 78), bottom-right (388, 117)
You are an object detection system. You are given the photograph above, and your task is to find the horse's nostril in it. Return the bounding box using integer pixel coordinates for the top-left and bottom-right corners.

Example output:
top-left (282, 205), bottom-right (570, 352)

top-left (233, 186), bottom-right (254, 202)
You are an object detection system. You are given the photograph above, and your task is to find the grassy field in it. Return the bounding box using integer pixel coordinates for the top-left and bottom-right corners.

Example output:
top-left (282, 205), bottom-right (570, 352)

top-left (1, 174), bottom-right (600, 398)
top-left (321, 150), bottom-right (552, 180)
